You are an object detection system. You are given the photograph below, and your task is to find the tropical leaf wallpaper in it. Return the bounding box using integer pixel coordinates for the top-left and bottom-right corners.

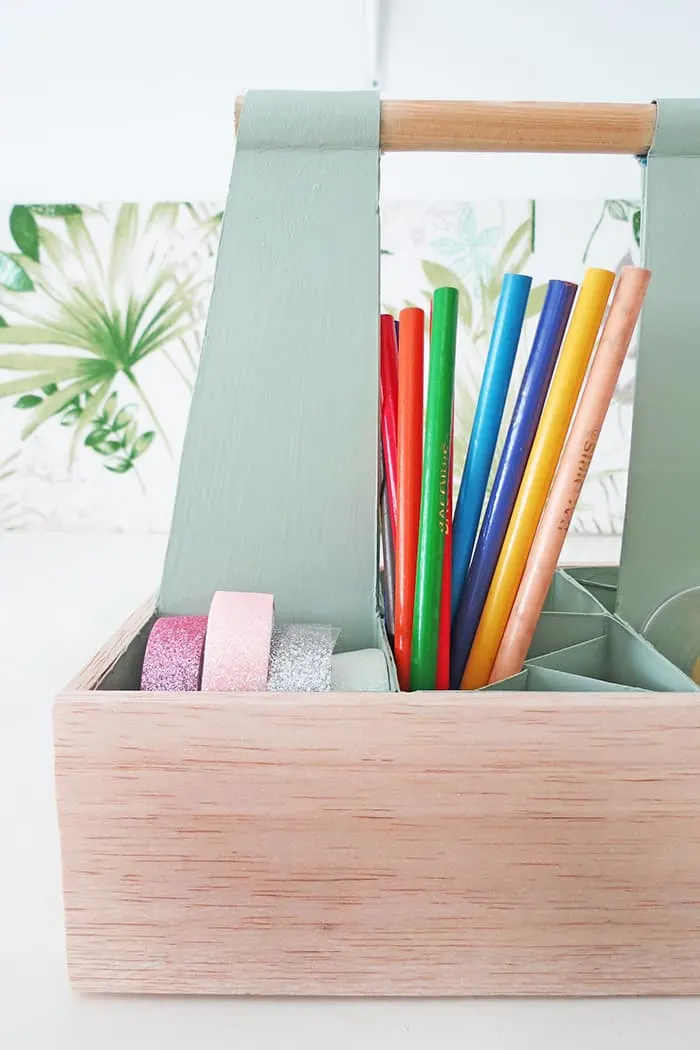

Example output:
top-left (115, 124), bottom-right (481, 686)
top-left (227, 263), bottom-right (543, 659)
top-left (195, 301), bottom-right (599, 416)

top-left (0, 198), bottom-right (640, 533)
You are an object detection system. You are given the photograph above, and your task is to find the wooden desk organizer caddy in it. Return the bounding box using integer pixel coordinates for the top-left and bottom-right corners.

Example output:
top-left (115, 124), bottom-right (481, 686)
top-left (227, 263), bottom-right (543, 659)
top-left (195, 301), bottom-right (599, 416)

top-left (54, 93), bottom-right (700, 996)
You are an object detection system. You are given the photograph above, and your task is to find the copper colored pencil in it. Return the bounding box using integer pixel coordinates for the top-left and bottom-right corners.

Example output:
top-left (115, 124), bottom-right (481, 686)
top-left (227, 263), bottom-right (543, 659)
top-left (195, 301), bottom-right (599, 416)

top-left (490, 265), bottom-right (651, 682)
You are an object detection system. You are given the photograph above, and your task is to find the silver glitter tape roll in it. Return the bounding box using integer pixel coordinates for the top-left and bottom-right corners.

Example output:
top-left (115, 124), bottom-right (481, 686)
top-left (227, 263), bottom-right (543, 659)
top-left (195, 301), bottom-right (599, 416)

top-left (266, 624), bottom-right (339, 692)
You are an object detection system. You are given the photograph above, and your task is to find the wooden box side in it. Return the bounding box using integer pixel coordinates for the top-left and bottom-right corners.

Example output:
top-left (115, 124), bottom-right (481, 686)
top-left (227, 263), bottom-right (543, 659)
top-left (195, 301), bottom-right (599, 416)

top-left (63, 595), bottom-right (156, 692)
top-left (54, 609), bottom-right (700, 996)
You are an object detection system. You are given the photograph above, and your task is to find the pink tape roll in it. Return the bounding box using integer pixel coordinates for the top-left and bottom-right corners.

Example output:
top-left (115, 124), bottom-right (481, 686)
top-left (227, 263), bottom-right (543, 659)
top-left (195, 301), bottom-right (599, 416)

top-left (141, 616), bottom-right (207, 691)
top-left (201, 591), bottom-right (274, 691)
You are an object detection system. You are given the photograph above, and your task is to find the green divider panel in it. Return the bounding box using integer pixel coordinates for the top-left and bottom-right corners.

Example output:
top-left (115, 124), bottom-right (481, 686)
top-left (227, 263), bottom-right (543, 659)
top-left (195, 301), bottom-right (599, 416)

top-left (158, 91), bottom-right (381, 650)
top-left (526, 666), bottom-right (646, 693)
top-left (481, 670), bottom-right (530, 692)
top-left (567, 566), bottom-right (619, 614)
top-left (528, 619), bottom-right (699, 691)
top-left (617, 100), bottom-right (700, 632)
top-left (544, 570), bottom-right (608, 614)
top-left (484, 666), bottom-right (645, 693)
top-left (528, 635), bottom-right (608, 677)
top-left (527, 612), bottom-right (608, 660)
top-left (604, 618), bottom-right (699, 690)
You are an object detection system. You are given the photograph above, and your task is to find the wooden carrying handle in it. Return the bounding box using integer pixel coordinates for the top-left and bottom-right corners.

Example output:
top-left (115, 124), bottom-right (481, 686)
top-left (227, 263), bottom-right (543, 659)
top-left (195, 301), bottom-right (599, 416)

top-left (234, 97), bottom-right (656, 155)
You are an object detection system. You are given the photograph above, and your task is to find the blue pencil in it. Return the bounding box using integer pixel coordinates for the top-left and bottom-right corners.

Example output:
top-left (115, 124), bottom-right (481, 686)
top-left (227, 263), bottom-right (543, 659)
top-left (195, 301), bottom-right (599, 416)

top-left (451, 273), bottom-right (531, 619)
top-left (449, 279), bottom-right (577, 687)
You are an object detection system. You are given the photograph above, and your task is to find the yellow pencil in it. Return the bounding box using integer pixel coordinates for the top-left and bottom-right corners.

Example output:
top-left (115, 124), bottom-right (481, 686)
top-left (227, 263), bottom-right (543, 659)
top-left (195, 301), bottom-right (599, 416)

top-left (460, 267), bottom-right (615, 690)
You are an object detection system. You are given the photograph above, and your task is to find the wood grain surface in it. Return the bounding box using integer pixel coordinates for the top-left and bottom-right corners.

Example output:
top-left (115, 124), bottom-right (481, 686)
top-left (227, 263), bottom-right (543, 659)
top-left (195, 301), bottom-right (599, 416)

top-left (55, 686), bottom-right (700, 996)
top-left (235, 98), bottom-right (657, 154)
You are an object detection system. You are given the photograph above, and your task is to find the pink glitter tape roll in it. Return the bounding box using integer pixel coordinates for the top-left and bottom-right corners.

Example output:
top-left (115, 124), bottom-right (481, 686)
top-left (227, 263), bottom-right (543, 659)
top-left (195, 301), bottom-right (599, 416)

top-left (141, 616), bottom-right (207, 691)
top-left (201, 590), bottom-right (274, 691)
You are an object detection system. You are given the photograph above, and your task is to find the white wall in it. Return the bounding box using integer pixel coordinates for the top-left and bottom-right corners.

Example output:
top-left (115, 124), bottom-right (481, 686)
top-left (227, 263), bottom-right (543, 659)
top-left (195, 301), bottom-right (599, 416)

top-left (1, 0), bottom-right (699, 201)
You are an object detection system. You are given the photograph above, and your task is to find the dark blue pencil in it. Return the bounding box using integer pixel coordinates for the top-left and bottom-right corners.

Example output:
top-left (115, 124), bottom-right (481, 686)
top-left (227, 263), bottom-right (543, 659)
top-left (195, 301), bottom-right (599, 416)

top-left (449, 279), bottom-right (577, 687)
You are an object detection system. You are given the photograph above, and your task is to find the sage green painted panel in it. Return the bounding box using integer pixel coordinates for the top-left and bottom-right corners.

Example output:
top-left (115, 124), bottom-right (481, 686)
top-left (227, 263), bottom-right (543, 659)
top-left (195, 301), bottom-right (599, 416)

top-left (605, 618), bottom-right (700, 691)
top-left (528, 635), bottom-right (608, 677)
top-left (98, 618), bottom-right (155, 691)
top-left (542, 569), bottom-right (608, 614)
top-left (463, 665), bottom-right (642, 693)
top-left (158, 91), bottom-right (381, 650)
top-left (529, 618), bottom-right (700, 691)
top-left (527, 612), bottom-right (608, 660)
top-left (527, 666), bottom-right (645, 694)
top-left (568, 565), bottom-right (619, 589)
top-left (584, 585), bottom-right (617, 614)
top-left (481, 669), bottom-right (530, 691)
top-left (567, 566), bottom-right (619, 614)
top-left (618, 99), bottom-right (700, 632)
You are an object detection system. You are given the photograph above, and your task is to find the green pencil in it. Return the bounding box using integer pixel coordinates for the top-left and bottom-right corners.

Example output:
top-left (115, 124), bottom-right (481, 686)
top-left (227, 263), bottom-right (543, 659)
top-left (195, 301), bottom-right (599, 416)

top-left (410, 286), bottom-right (458, 690)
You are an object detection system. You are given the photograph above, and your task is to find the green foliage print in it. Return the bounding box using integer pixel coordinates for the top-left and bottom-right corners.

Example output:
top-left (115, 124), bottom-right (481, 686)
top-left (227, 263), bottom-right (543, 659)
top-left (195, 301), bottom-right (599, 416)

top-left (0, 203), bottom-right (222, 477)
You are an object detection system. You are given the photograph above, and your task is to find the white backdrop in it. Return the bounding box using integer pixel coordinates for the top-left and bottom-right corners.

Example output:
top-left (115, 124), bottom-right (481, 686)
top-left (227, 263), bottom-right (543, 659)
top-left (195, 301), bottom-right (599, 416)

top-left (3, 5), bottom-right (700, 1048)
top-left (1, 0), bottom-right (697, 202)
top-left (1, 0), bottom-right (690, 536)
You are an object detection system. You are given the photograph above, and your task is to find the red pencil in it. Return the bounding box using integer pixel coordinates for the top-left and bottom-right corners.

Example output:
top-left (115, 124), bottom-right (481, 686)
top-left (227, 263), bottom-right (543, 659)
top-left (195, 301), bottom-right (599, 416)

top-left (393, 307), bottom-right (424, 690)
top-left (436, 433), bottom-right (453, 689)
top-left (380, 314), bottom-right (399, 538)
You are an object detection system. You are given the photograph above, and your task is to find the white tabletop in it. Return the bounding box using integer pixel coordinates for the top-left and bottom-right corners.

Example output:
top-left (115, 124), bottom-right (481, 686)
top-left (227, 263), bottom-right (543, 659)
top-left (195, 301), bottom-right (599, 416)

top-left (3, 531), bottom-right (699, 1050)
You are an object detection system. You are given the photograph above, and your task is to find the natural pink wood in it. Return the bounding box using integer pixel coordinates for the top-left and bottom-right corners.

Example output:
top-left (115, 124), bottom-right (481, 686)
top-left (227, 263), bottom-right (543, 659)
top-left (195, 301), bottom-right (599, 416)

top-left (54, 618), bottom-right (700, 996)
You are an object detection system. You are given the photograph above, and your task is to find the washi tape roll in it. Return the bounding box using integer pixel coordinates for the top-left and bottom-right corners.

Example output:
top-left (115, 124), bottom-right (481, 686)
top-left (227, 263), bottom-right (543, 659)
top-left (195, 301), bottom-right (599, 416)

top-left (201, 590), bottom-right (274, 691)
top-left (266, 624), bottom-right (339, 692)
top-left (330, 648), bottom-right (390, 692)
top-left (141, 616), bottom-right (207, 691)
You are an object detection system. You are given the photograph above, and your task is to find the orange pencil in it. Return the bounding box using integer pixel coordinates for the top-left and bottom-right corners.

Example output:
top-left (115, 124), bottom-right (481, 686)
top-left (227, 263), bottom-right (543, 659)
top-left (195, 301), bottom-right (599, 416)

top-left (490, 266), bottom-right (651, 682)
top-left (394, 307), bottom-right (424, 690)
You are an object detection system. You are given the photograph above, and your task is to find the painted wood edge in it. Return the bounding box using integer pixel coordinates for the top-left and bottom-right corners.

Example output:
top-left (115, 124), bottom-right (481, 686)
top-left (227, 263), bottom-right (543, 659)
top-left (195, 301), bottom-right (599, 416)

top-left (57, 594), bottom-right (156, 695)
top-left (56, 687), bottom-right (700, 712)
top-left (60, 976), bottom-right (700, 999)
top-left (234, 97), bottom-right (656, 154)
top-left (558, 560), bottom-right (618, 568)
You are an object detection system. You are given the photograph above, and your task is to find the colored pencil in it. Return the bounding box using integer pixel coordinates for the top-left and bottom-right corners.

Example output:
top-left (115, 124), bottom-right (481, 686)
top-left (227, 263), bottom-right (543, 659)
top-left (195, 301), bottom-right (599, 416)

top-left (449, 279), bottom-right (577, 687)
top-left (411, 287), bottom-right (458, 690)
top-left (461, 267), bottom-right (615, 690)
top-left (490, 266), bottom-right (651, 682)
top-left (451, 273), bottom-right (532, 618)
top-left (436, 435), bottom-right (453, 689)
top-left (380, 475), bottom-right (396, 639)
top-left (394, 306), bottom-right (425, 690)
top-left (380, 313), bottom-right (399, 538)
